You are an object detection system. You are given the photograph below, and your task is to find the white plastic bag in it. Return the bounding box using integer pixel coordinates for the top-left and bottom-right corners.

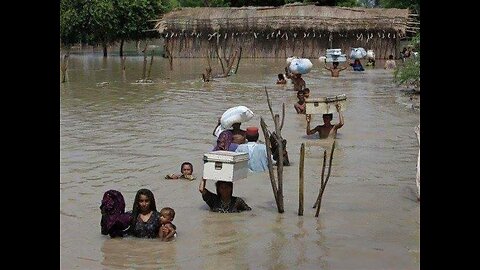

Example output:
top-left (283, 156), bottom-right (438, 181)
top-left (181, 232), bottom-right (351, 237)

top-left (367, 49), bottom-right (375, 59)
top-left (220, 106), bottom-right (254, 130)
top-left (289, 58), bottom-right (313, 74)
top-left (350, 48), bottom-right (367, 59)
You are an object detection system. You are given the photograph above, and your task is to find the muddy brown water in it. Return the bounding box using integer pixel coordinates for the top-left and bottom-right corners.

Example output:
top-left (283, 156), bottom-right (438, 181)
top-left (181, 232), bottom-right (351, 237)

top-left (60, 54), bottom-right (419, 269)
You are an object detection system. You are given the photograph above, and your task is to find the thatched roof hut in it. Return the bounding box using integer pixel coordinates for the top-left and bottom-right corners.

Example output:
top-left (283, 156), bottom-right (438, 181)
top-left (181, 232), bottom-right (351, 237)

top-left (155, 3), bottom-right (417, 59)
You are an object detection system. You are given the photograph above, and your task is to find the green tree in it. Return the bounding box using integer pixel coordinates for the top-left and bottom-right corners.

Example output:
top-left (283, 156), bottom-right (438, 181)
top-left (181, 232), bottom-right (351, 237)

top-left (60, 0), bottom-right (90, 48)
top-left (380, 0), bottom-right (419, 14)
top-left (115, 0), bottom-right (164, 57)
top-left (336, 0), bottom-right (360, 7)
top-left (88, 0), bottom-right (118, 57)
top-left (394, 33), bottom-right (420, 89)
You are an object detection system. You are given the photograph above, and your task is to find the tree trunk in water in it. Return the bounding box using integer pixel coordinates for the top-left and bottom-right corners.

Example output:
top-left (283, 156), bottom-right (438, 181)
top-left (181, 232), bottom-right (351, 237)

top-left (147, 51), bottom-right (154, 79)
top-left (103, 44), bottom-right (108, 57)
top-left (61, 50), bottom-right (70, 83)
top-left (119, 39), bottom-right (124, 57)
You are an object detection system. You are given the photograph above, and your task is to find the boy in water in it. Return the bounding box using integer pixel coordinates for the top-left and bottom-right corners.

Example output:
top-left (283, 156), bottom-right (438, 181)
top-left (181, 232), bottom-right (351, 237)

top-left (324, 62), bottom-right (348, 77)
top-left (276, 73), bottom-right (287, 84)
top-left (306, 103), bottom-right (344, 139)
top-left (294, 91), bottom-right (306, 114)
top-left (384, 55), bottom-right (397, 69)
top-left (292, 73), bottom-right (306, 92)
top-left (159, 207), bottom-right (176, 241)
top-left (303, 88), bottom-right (310, 99)
top-left (165, 162), bottom-right (196, 180)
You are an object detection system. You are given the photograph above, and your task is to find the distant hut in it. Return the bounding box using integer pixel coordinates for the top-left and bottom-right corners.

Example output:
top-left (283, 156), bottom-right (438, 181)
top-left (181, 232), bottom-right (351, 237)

top-left (154, 3), bottom-right (418, 59)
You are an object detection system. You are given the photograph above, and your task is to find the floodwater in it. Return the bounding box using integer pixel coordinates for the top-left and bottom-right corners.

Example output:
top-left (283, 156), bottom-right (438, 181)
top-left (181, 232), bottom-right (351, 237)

top-left (60, 53), bottom-right (420, 270)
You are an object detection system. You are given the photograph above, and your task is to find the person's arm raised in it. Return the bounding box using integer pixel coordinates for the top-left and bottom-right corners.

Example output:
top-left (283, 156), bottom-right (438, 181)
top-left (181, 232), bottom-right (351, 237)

top-left (212, 117), bottom-right (221, 136)
top-left (335, 103), bottom-right (344, 129)
top-left (306, 114), bottom-right (316, 135)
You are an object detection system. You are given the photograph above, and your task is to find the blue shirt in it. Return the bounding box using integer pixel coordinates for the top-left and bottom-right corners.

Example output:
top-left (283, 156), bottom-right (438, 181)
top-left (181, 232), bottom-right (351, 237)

top-left (235, 142), bottom-right (269, 172)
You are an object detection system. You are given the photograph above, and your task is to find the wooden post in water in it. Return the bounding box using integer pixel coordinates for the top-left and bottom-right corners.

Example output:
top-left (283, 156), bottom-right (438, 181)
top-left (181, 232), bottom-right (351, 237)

top-left (313, 149), bottom-right (327, 209)
top-left (262, 86), bottom-right (285, 213)
top-left (298, 143), bottom-right (305, 216)
top-left (121, 56), bottom-right (126, 82)
top-left (61, 52), bottom-right (70, 83)
top-left (275, 114), bottom-right (284, 212)
top-left (142, 43), bottom-right (148, 80)
top-left (164, 40), bottom-right (173, 70)
top-left (260, 117), bottom-right (279, 208)
top-left (147, 50), bottom-right (154, 79)
top-left (315, 141), bottom-right (336, 217)
top-left (121, 56), bottom-right (126, 71)
top-left (414, 124), bottom-right (420, 201)
top-left (234, 46), bottom-right (242, 74)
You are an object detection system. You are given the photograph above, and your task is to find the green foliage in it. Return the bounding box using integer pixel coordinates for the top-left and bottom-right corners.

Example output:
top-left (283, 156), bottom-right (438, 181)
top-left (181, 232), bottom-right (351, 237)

top-left (175, 0), bottom-right (229, 7)
top-left (88, 0), bottom-right (118, 45)
top-left (60, 0), bottom-right (165, 47)
top-left (394, 57), bottom-right (420, 87)
top-left (115, 0), bottom-right (163, 42)
top-left (394, 33), bottom-right (420, 88)
top-left (336, 0), bottom-right (361, 7)
top-left (228, 0), bottom-right (285, 6)
top-left (379, 0), bottom-right (419, 14)
top-left (60, 0), bottom-right (90, 46)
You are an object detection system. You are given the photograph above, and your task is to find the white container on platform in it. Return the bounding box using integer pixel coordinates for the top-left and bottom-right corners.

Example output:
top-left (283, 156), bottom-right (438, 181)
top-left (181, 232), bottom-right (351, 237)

top-left (203, 151), bottom-right (249, 182)
top-left (326, 49), bottom-right (342, 56)
top-left (305, 94), bottom-right (347, 114)
top-left (325, 55), bottom-right (347, 63)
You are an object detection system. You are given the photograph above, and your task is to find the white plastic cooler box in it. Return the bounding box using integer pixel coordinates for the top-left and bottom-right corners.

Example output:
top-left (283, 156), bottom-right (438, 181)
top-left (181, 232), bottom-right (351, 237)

top-left (305, 94), bottom-right (347, 114)
top-left (203, 151), bottom-right (249, 182)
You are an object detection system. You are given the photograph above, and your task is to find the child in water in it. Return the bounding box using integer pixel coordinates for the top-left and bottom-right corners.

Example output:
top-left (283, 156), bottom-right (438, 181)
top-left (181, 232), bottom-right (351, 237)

top-left (276, 73), bottom-right (287, 84)
top-left (165, 162), bottom-right (196, 180)
top-left (159, 207), bottom-right (177, 241)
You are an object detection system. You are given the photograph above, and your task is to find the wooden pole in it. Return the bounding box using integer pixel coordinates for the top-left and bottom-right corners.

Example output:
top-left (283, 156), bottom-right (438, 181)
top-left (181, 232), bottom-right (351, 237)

top-left (298, 143), bottom-right (305, 216)
top-left (275, 114), bottom-right (284, 213)
top-left (121, 56), bottom-right (126, 71)
top-left (121, 56), bottom-right (126, 82)
top-left (315, 141), bottom-right (336, 217)
top-left (313, 149), bottom-right (327, 209)
top-left (260, 117), bottom-right (280, 209)
top-left (224, 49), bottom-right (238, 76)
top-left (142, 43), bottom-right (148, 80)
top-left (265, 87), bottom-right (276, 123)
top-left (280, 103), bottom-right (285, 131)
top-left (147, 50), bottom-right (154, 79)
top-left (415, 124), bottom-right (420, 201)
top-left (234, 46), bottom-right (243, 74)
top-left (61, 52), bottom-right (69, 83)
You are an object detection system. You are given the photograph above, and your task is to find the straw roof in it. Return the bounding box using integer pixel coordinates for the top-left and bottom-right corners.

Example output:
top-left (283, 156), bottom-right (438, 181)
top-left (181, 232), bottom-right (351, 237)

top-left (155, 4), bottom-right (411, 35)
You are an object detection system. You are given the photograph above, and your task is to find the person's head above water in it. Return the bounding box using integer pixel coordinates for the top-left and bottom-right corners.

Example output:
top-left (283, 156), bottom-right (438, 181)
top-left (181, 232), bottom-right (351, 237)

top-left (160, 207), bottom-right (175, 224)
top-left (303, 88), bottom-right (310, 98)
top-left (181, 162), bottom-right (193, 175)
top-left (215, 181), bottom-right (233, 200)
top-left (246, 126), bottom-right (259, 142)
top-left (333, 62), bottom-right (339, 68)
top-left (322, 113), bottom-right (333, 123)
top-left (132, 189), bottom-right (157, 215)
top-left (231, 123), bottom-right (241, 130)
top-left (388, 54), bottom-right (394, 60)
top-left (278, 73), bottom-right (284, 80)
